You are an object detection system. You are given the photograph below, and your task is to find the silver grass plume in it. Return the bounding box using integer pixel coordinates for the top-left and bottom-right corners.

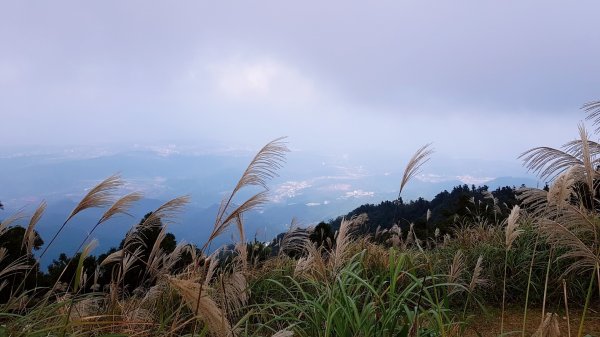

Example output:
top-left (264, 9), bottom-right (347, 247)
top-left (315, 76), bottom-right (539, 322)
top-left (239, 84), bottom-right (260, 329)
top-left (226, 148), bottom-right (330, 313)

top-left (547, 168), bottom-right (575, 209)
top-left (505, 205), bottom-right (522, 249)
top-left (584, 99), bottom-right (600, 133)
top-left (22, 201), bottom-right (46, 255)
top-left (0, 250), bottom-right (30, 279)
top-left (330, 213), bottom-right (368, 273)
top-left (517, 187), bottom-right (549, 218)
top-left (538, 213), bottom-right (599, 275)
top-left (0, 210), bottom-right (26, 238)
top-left (40, 174), bottom-right (123, 258)
top-left (448, 250), bottom-right (465, 295)
top-left (469, 255), bottom-right (488, 292)
top-left (279, 218), bottom-right (309, 256)
top-left (577, 124), bottom-right (596, 195)
top-left (68, 175), bottom-right (123, 222)
top-left (204, 137), bottom-right (289, 250)
top-left (520, 124), bottom-right (600, 184)
top-left (399, 144), bottom-right (434, 198)
top-left (294, 242), bottom-right (326, 279)
top-left (141, 195), bottom-right (190, 228)
top-left (169, 277), bottom-right (233, 337)
top-left (203, 249), bottom-right (222, 287)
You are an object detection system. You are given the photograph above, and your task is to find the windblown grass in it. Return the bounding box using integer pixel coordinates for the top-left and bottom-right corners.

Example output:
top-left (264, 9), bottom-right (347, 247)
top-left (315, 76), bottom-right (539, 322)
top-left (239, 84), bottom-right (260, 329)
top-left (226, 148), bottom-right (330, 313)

top-left (1, 121), bottom-right (600, 337)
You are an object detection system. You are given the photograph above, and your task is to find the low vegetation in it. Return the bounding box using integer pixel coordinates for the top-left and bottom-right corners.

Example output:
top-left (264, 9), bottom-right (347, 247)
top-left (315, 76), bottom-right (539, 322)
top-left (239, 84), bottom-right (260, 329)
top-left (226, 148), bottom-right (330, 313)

top-left (1, 105), bottom-right (600, 336)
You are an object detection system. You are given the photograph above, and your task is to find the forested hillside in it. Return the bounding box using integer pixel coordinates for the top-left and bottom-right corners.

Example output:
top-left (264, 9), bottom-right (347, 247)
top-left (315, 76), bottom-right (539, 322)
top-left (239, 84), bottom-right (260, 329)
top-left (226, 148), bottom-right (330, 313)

top-left (327, 184), bottom-right (521, 238)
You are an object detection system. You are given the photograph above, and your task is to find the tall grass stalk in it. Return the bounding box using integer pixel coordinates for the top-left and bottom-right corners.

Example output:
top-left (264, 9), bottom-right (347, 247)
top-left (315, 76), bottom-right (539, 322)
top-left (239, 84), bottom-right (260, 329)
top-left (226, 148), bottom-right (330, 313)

top-left (521, 233), bottom-right (539, 337)
top-left (501, 205), bottom-right (521, 335)
top-left (40, 174), bottom-right (122, 259)
top-left (192, 137), bottom-right (288, 336)
top-left (563, 279), bottom-right (571, 337)
top-left (577, 264), bottom-right (598, 337)
top-left (540, 247), bottom-right (554, 320)
top-left (60, 240), bottom-right (97, 337)
top-left (501, 248), bottom-right (509, 335)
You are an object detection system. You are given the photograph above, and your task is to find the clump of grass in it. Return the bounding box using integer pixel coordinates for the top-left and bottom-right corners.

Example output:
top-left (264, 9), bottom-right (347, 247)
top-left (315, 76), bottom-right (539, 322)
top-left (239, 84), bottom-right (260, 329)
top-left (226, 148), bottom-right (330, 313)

top-left (250, 249), bottom-right (462, 337)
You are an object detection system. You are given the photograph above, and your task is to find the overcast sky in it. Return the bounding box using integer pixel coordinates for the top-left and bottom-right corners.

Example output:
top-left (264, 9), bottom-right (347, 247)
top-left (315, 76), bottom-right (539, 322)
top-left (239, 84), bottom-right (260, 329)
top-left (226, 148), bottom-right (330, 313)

top-left (1, 1), bottom-right (599, 164)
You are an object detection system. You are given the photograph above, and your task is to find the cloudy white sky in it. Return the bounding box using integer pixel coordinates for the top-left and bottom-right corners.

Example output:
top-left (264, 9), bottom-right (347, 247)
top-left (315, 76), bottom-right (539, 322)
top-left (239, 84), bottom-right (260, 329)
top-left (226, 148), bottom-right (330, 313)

top-left (1, 1), bottom-right (599, 164)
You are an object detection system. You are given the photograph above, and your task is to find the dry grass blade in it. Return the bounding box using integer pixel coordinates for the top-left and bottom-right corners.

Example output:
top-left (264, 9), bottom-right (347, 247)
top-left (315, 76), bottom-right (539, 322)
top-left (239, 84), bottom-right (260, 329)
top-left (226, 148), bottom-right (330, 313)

top-left (91, 266), bottom-right (100, 291)
top-left (69, 192), bottom-right (144, 265)
top-left (98, 192), bottom-right (143, 225)
top-left (208, 192), bottom-right (270, 247)
top-left (399, 143), bottom-right (434, 198)
top-left (40, 174), bottom-right (123, 258)
top-left (448, 250), bottom-right (465, 295)
top-left (184, 243), bottom-right (198, 265)
top-left (141, 195), bottom-right (190, 228)
top-left (295, 242), bottom-right (327, 279)
top-left (232, 136), bottom-right (289, 192)
top-left (100, 249), bottom-right (124, 266)
top-left (118, 246), bottom-right (145, 283)
top-left (547, 169), bottom-right (575, 209)
top-left (531, 313), bottom-right (560, 337)
top-left (583, 100), bottom-right (600, 133)
top-left (330, 214), bottom-right (368, 273)
top-left (122, 226), bottom-right (149, 251)
top-left (168, 277), bottom-right (233, 337)
top-left (145, 226), bottom-right (168, 280)
top-left (21, 200), bottom-right (46, 255)
top-left (279, 219), bottom-right (309, 256)
top-left (539, 216), bottom-right (599, 275)
top-left (562, 138), bottom-right (600, 164)
top-left (74, 239), bottom-right (98, 292)
top-left (206, 138), bottom-right (289, 250)
top-left (505, 205), bottom-right (522, 249)
top-left (520, 125), bottom-right (600, 197)
top-left (147, 248), bottom-right (166, 282)
top-left (272, 330), bottom-right (294, 337)
top-left (218, 271), bottom-right (248, 317)
top-left (0, 248), bottom-right (8, 265)
top-left (204, 253), bottom-right (219, 287)
top-left (577, 124), bottom-right (597, 195)
top-left (448, 250), bottom-right (465, 284)
top-left (0, 210), bottom-right (26, 238)
top-left (0, 254), bottom-right (30, 279)
top-left (469, 255), bottom-right (488, 292)
top-left (519, 146), bottom-right (582, 182)
top-left (518, 188), bottom-right (549, 218)
top-left (234, 241), bottom-right (248, 273)
top-left (68, 174), bottom-right (123, 222)
top-left (81, 239), bottom-right (98, 262)
top-left (0, 280), bottom-right (7, 293)
top-left (163, 241), bottom-right (188, 271)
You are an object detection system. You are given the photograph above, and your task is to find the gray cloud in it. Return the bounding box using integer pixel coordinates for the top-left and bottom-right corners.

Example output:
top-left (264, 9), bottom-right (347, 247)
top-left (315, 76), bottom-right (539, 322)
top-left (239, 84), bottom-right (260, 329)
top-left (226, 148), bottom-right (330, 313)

top-left (1, 1), bottom-right (597, 162)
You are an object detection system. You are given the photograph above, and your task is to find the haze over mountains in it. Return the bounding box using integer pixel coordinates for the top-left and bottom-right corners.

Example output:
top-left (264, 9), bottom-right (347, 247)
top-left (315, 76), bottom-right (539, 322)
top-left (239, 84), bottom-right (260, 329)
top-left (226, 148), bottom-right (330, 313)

top-left (0, 144), bottom-right (539, 266)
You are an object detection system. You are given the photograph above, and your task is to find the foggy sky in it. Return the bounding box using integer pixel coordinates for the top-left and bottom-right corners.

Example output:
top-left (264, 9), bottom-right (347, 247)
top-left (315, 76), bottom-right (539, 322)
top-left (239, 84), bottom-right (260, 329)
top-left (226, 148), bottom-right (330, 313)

top-left (1, 1), bottom-right (599, 163)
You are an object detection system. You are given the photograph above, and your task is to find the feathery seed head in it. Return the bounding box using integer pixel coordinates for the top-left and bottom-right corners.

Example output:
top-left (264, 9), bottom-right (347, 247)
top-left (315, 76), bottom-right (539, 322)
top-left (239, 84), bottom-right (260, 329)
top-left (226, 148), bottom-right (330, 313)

top-left (505, 205), bottom-right (522, 249)
top-left (68, 174), bottom-right (123, 222)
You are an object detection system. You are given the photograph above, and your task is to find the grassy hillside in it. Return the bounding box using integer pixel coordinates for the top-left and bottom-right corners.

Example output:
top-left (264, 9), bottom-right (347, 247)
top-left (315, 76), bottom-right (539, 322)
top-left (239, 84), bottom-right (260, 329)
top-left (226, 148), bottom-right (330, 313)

top-left (2, 109), bottom-right (600, 336)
